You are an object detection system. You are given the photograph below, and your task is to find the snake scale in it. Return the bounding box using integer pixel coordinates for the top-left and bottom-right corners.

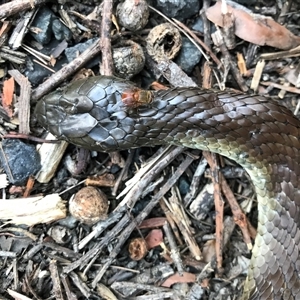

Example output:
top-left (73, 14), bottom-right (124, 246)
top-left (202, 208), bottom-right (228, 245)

top-left (35, 76), bottom-right (300, 299)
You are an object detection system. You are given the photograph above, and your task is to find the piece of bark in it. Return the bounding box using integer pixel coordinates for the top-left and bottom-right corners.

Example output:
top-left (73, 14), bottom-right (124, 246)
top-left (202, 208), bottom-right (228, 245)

top-left (0, 194), bottom-right (66, 226)
top-left (250, 59), bottom-right (266, 92)
top-left (154, 59), bottom-right (197, 88)
top-left (2, 77), bottom-right (14, 118)
top-left (8, 70), bottom-right (31, 135)
top-left (8, 10), bottom-right (34, 49)
top-left (36, 133), bottom-right (68, 183)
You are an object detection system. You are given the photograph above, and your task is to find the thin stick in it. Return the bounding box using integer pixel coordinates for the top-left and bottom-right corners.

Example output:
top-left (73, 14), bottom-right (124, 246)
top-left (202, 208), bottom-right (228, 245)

top-left (99, 0), bottom-right (114, 75)
top-left (31, 39), bottom-right (101, 101)
top-left (0, 0), bottom-right (48, 19)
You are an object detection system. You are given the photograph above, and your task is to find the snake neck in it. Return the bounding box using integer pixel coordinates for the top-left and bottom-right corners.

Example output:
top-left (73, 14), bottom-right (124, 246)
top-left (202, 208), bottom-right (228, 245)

top-left (146, 88), bottom-right (300, 298)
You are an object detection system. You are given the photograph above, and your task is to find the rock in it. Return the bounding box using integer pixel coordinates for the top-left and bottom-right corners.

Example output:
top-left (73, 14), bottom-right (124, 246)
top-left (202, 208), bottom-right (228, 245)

top-left (175, 37), bottom-right (202, 74)
top-left (52, 19), bottom-right (72, 41)
top-left (154, 0), bottom-right (200, 19)
top-left (65, 38), bottom-right (100, 68)
top-left (30, 6), bottom-right (55, 44)
top-left (1, 139), bottom-right (41, 185)
top-left (191, 17), bottom-right (204, 33)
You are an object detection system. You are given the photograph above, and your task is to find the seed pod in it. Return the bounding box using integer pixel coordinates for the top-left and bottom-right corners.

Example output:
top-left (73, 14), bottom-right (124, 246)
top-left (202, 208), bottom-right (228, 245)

top-left (69, 186), bottom-right (109, 225)
top-left (116, 0), bottom-right (149, 31)
top-left (113, 41), bottom-right (145, 79)
top-left (146, 23), bottom-right (182, 61)
top-left (128, 238), bottom-right (148, 260)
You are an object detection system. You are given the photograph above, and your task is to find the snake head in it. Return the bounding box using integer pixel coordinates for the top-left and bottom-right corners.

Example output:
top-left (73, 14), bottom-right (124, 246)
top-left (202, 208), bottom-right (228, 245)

top-left (35, 76), bottom-right (144, 151)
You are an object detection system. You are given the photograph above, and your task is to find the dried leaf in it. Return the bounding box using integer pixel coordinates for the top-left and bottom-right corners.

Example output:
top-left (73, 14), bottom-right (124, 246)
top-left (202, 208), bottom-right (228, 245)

top-left (206, 1), bottom-right (300, 50)
top-left (97, 283), bottom-right (118, 300)
top-left (145, 229), bottom-right (163, 249)
top-left (139, 217), bottom-right (166, 228)
top-left (161, 272), bottom-right (196, 287)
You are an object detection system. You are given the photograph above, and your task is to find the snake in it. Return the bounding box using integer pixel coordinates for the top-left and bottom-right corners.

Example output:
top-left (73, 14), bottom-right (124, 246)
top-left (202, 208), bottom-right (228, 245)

top-left (35, 75), bottom-right (300, 299)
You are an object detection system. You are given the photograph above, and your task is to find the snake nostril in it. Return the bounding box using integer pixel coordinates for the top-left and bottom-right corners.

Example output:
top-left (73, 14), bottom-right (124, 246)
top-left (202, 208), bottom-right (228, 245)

top-left (70, 106), bottom-right (77, 114)
top-left (64, 104), bottom-right (77, 115)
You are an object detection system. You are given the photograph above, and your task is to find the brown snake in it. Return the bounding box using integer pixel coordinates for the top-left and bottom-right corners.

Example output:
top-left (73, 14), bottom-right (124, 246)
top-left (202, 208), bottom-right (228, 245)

top-left (35, 76), bottom-right (300, 299)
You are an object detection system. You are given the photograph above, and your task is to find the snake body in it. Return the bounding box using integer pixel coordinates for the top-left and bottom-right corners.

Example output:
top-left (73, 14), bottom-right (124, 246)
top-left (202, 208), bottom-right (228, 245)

top-left (35, 76), bottom-right (300, 299)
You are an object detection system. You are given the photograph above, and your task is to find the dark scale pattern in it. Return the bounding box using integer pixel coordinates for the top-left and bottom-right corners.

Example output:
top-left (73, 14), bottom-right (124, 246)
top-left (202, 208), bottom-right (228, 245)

top-left (35, 76), bottom-right (300, 300)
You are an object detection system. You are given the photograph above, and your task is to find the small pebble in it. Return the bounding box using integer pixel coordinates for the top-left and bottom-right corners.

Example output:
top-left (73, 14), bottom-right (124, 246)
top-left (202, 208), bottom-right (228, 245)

top-left (191, 17), bottom-right (204, 33)
top-left (25, 40), bottom-right (68, 85)
top-left (155, 0), bottom-right (200, 19)
top-left (65, 38), bottom-right (100, 68)
top-left (58, 215), bottom-right (79, 229)
top-left (178, 176), bottom-right (190, 196)
top-left (175, 37), bottom-right (202, 74)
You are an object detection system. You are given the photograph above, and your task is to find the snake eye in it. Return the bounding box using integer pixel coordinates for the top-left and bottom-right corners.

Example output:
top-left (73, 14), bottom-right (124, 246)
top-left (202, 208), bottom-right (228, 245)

top-left (60, 96), bottom-right (94, 115)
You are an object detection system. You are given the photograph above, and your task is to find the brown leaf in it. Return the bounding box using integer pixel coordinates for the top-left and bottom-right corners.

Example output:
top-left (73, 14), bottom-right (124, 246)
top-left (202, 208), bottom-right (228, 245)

top-left (206, 1), bottom-right (300, 50)
top-left (139, 217), bottom-right (167, 229)
top-left (145, 229), bottom-right (163, 249)
top-left (161, 272), bottom-right (196, 287)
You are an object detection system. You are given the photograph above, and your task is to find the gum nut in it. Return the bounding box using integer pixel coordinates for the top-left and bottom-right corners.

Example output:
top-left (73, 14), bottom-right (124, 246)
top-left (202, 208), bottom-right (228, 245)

top-left (128, 238), bottom-right (148, 260)
top-left (69, 186), bottom-right (109, 225)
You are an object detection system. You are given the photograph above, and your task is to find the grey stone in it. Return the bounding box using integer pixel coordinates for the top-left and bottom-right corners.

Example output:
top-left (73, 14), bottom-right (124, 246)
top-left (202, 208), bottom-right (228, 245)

top-left (30, 6), bottom-right (55, 44)
top-left (1, 139), bottom-right (41, 185)
top-left (154, 0), bottom-right (200, 19)
top-left (191, 17), bottom-right (204, 33)
top-left (52, 19), bottom-right (72, 41)
top-left (65, 38), bottom-right (100, 68)
top-left (175, 37), bottom-right (202, 74)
